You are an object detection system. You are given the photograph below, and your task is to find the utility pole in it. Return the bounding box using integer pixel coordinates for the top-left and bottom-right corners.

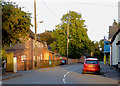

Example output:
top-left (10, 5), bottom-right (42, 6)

top-left (34, 0), bottom-right (37, 68)
top-left (67, 19), bottom-right (69, 64)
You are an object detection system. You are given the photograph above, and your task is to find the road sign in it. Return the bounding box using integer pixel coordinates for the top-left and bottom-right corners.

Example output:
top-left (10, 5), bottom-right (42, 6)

top-left (104, 40), bottom-right (110, 53)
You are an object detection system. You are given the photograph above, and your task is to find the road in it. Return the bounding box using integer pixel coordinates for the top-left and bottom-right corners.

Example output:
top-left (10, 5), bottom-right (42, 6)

top-left (2, 63), bottom-right (118, 84)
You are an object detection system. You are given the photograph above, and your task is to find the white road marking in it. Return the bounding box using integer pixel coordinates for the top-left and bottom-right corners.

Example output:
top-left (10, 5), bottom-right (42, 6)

top-left (63, 71), bottom-right (70, 84)
top-left (67, 72), bottom-right (69, 74)
top-left (63, 66), bottom-right (81, 84)
top-left (64, 74), bottom-right (66, 78)
top-left (63, 78), bottom-right (66, 84)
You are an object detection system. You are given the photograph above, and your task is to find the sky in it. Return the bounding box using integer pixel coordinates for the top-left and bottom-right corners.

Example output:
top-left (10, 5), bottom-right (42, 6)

top-left (9, 0), bottom-right (120, 41)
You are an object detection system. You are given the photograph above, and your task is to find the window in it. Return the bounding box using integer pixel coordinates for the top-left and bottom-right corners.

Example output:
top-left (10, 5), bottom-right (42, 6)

top-left (86, 60), bottom-right (98, 64)
top-left (33, 56), bottom-right (35, 60)
top-left (37, 42), bottom-right (39, 48)
top-left (41, 54), bottom-right (42, 60)
top-left (42, 45), bottom-right (43, 48)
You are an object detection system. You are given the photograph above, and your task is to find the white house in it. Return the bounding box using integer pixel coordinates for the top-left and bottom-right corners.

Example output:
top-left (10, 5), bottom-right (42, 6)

top-left (118, 1), bottom-right (120, 22)
top-left (110, 29), bottom-right (120, 68)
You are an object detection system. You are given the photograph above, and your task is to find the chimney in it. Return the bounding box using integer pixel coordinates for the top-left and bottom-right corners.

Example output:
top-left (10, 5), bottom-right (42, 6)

top-left (44, 42), bottom-right (48, 49)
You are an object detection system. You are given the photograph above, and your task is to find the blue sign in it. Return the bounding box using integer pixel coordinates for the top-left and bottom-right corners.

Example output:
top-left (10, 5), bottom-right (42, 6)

top-left (104, 40), bottom-right (110, 53)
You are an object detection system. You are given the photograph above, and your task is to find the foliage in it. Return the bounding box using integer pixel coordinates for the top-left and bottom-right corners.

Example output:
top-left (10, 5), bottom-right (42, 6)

top-left (93, 51), bottom-right (104, 61)
top-left (38, 30), bottom-right (56, 45)
top-left (50, 11), bottom-right (91, 59)
top-left (90, 39), bottom-right (104, 61)
top-left (2, 49), bottom-right (7, 60)
top-left (99, 39), bottom-right (104, 51)
top-left (2, 1), bottom-right (32, 48)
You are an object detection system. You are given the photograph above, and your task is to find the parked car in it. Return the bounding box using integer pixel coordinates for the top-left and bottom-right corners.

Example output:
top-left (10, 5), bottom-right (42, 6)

top-left (82, 58), bottom-right (100, 74)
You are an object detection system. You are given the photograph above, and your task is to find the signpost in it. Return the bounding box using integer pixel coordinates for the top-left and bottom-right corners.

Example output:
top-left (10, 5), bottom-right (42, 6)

top-left (104, 36), bottom-right (110, 64)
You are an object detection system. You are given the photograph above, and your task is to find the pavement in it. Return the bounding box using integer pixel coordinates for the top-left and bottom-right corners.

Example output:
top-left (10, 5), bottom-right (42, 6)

top-left (2, 67), bottom-right (56, 81)
top-left (2, 63), bottom-right (120, 83)
top-left (100, 63), bottom-right (120, 83)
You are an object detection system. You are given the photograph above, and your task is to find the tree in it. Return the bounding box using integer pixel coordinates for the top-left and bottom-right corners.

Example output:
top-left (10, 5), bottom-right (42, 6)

top-left (50, 11), bottom-right (91, 59)
top-left (2, 1), bottom-right (32, 48)
top-left (99, 39), bottom-right (104, 51)
top-left (90, 39), bottom-right (104, 61)
top-left (37, 30), bottom-right (56, 45)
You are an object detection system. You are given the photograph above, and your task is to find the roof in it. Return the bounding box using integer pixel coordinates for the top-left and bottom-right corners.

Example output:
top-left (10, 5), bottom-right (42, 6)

top-left (6, 30), bottom-right (44, 51)
top-left (109, 25), bottom-right (118, 39)
top-left (85, 58), bottom-right (98, 61)
top-left (6, 43), bottom-right (27, 50)
top-left (29, 30), bottom-right (44, 43)
top-left (110, 28), bottom-right (120, 44)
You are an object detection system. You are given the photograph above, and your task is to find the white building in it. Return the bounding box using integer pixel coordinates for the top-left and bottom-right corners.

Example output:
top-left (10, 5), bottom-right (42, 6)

top-left (109, 1), bottom-right (120, 68)
top-left (110, 29), bottom-right (120, 68)
top-left (119, 1), bottom-right (120, 22)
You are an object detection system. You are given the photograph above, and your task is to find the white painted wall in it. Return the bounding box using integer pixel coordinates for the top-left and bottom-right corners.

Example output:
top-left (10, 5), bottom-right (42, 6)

top-left (112, 34), bottom-right (119, 65)
top-left (118, 32), bottom-right (120, 62)
top-left (110, 45), bottom-right (112, 65)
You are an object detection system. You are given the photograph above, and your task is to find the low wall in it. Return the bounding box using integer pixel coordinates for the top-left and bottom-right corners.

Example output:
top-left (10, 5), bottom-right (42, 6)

top-left (68, 59), bottom-right (79, 64)
top-left (68, 56), bottom-right (85, 64)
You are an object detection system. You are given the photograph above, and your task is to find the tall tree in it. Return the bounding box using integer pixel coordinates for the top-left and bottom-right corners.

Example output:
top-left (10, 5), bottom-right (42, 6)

top-left (2, 1), bottom-right (32, 48)
top-left (50, 11), bottom-right (91, 59)
top-left (38, 30), bottom-right (56, 45)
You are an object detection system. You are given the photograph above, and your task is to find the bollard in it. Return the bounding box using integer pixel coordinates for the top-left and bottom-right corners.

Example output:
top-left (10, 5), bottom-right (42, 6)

top-left (104, 54), bottom-right (106, 64)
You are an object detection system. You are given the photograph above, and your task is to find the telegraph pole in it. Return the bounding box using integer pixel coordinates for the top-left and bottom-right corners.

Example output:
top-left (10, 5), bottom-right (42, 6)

top-left (67, 20), bottom-right (69, 64)
top-left (34, 0), bottom-right (37, 68)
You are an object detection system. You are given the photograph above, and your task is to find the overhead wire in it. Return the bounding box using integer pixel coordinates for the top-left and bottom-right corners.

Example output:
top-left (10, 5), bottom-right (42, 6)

top-left (40, 0), bottom-right (118, 20)
top-left (41, 0), bottom-right (59, 19)
top-left (72, 2), bottom-right (118, 7)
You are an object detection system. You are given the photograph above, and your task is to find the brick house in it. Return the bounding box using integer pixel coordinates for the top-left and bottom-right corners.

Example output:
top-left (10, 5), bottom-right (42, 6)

top-left (6, 30), bottom-right (47, 71)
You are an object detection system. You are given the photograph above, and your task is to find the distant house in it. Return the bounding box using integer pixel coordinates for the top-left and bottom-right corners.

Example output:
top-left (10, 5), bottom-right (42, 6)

top-left (110, 28), bottom-right (120, 68)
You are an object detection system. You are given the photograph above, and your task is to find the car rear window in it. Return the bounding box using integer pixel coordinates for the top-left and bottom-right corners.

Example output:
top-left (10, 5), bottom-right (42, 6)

top-left (86, 60), bottom-right (98, 64)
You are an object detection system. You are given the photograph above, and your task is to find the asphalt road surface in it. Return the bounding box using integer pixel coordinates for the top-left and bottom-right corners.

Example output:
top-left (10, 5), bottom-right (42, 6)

top-left (2, 63), bottom-right (118, 84)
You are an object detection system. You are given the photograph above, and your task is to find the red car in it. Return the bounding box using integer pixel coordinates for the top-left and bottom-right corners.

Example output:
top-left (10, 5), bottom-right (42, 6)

top-left (82, 58), bottom-right (100, 74)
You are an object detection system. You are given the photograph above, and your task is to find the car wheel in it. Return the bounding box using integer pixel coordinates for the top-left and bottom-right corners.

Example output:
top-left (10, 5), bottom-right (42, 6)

top-left (96, 71), bottom-right (100, 75)
top-left (82, 70), bottom-right (86, 74)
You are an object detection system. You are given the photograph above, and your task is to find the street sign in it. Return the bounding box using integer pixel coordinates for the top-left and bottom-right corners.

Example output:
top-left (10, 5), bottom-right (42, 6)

top-left (104, 40), bottom-right (110, 53)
